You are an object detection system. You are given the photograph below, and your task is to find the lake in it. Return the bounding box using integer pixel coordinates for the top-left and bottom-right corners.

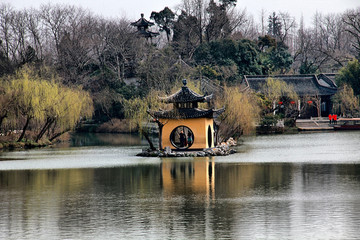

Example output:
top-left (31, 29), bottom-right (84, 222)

top-left (1, 131), bottom-right (360, 239)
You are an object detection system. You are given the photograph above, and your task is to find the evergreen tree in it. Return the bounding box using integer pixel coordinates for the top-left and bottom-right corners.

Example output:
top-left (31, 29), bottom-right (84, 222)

top-left (150, 7), bottom-right (175, 42)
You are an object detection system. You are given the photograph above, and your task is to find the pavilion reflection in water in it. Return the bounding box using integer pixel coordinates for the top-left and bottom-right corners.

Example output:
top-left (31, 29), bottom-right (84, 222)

top-left (161, 158), bottom-right (216, 200)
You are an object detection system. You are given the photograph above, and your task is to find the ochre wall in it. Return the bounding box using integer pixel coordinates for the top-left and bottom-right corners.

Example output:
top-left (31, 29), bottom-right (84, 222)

top-left (160, 118), bottom-right (214, 150)
top-left (161, 159), bottom-right (215, 198)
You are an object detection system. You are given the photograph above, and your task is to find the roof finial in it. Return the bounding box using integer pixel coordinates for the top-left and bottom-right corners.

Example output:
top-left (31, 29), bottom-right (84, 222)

top-left (182, 79), bottom-right (187, 86)
top-left (141, 13), bottom-right (144, 18)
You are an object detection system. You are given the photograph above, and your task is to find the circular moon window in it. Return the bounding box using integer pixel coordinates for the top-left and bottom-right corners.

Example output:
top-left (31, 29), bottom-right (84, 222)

top-left (170, 126), bottom-right (194, 149)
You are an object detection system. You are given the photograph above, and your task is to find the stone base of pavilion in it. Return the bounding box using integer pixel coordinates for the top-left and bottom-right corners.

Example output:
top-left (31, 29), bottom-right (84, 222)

top-left (137, 138), bottom-right (237, 157)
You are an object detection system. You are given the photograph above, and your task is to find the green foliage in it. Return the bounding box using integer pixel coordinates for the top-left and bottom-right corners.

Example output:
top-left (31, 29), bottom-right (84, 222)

top-left (260, 114), bottom-right (281, 127)
top-left (255, 92), bottom-right (272, 115)
top-left (268, 12), bottom-right (282, 40)
top-left (220, 0), bottom-right (237, 8)
top-left (299, 60), bottom-right (318, 74)
top-left (236, 39), bottom-right (262, 76)
top-left (262, 47), bottom-right (293, 74)
top-left (116, 84), bottom-right (141, 100)
top-left (332, 84), bottom-right (360, 117)
top-left (197, 65), bottom-right (219, 79)
top-left (258, 35), bottom-right (277, 51)
top-left (257, 35), bottom-right (293, 74)
top-left (211, 39), bottom-right (238, 65)
top-left (194, 39), bottom-right (262, 83)
top-left (150, 7), bottom-right (175, 41)
top-left (336, 59), bottom-right (360, 96)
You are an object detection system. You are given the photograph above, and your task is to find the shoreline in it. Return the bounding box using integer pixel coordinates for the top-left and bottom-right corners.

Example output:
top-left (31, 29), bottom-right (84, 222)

top-left (0, 141), bottom-right (50, 151)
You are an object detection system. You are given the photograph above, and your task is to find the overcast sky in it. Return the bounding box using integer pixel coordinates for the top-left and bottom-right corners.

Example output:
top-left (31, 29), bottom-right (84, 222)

top-left (2, 0), bottom-right (359, 27)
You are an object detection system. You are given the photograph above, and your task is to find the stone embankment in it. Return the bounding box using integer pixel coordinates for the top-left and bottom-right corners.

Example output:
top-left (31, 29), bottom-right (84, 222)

top-left (137, 138), bottom-right (237, 157)
top-left (296, 118), bottom-right (333, 131)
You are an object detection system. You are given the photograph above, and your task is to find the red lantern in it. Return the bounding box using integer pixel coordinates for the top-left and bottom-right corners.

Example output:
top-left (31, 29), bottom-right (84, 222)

top-left (290, 101), bottom-right (295, 104)
top-left (307, 100), bottom-right (313, 104)
top-left (278, 101), bottom-right (283, 105)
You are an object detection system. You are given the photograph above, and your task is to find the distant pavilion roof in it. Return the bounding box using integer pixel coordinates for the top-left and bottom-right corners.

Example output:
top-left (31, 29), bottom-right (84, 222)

top-left (159, 79), bottom-right (213, 104)
top-left (243, 74), bottom-right (338, 96)
top-left (131, 13), bottom-right (160, 39)
top-left (131, 13), bottom-right (155, 28)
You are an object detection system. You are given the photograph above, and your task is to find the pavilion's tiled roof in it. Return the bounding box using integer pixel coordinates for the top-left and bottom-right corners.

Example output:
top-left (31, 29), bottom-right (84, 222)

top-left (243, 74), bottom-right (338, 96)
top-left (160, 86), bottom-right (212, 103)
top-left (150, 108), bottom-right (224, 119)
top-left (149, 79), bottom-right (223, 119)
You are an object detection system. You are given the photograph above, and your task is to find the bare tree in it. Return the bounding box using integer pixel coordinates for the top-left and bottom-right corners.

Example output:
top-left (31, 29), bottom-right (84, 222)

top-left (343, 7), bottom-right (360, 58)
top-left (0, 4), bottom-right (14, 59)
top-left (294, 11), bottom-right (353, 73)
top-left (10, 10), bottom-right (28, 64)
top-left (227, 8), bottom-right (252, 39)
top-left (278, 12), bottom-right (297, 51)
top-left (25, 8), bottom-right (44, 61)
top-left (40, 4), bottom-right (72, 58)
top-left (105, 18), bottom-right (140, 83)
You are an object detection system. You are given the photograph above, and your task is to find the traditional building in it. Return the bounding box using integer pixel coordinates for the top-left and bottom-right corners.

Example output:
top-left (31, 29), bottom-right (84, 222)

top-left (243, 74), bottom-right (338, 118)
top-left (149, 80), bottom-right (224, 150)
top-left (131, 13), bottom-right (159, 40)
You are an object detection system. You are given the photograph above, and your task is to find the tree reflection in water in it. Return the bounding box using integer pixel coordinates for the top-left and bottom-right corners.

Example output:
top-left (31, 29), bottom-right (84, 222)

top-left (1, 131), bottom-right (360, 239)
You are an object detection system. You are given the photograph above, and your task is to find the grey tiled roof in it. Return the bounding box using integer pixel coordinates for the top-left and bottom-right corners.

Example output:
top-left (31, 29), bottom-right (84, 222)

top-left (150, 108), bottom-right (224, 119)
top-left (244, 74), bottom-right (338, 96)
top-left (159, 86), bottom-right (212, 103)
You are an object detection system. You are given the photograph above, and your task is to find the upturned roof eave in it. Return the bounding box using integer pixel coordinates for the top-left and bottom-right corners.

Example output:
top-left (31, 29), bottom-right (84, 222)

top-left (159, 87), bottom-right (212, 103)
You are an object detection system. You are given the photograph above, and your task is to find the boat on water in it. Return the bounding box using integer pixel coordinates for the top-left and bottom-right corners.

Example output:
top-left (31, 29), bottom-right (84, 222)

top-left (333, 118), bottom-right (360, 130)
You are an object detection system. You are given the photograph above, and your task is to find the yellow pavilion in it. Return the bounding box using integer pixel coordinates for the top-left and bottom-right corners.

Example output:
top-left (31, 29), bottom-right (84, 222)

top-left (150, 79), bottom-right (224, 151)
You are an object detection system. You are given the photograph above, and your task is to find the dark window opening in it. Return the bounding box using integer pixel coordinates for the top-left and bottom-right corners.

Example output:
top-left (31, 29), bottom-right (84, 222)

top-left (175, 102), bottom-right (198, 109)
top-left (207, 125), bottom-right (212, 148)
top-left (170, 126), bottom-right (194, 149)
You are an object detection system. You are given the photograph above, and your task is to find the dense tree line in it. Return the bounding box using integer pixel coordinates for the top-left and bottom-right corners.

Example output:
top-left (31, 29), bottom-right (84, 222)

top-left (0, 2), bottom-right (360, 141)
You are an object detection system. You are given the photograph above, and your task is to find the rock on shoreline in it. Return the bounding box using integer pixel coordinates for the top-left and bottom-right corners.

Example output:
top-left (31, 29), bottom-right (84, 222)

top-left (137, 138), bottom-right (237, 157)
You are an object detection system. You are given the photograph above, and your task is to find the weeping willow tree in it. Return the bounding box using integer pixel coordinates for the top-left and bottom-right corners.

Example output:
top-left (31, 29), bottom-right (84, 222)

top-left (9, 67), bottom-right (44, 142)
top-left (261, 77), bottom-right (299, 112)
top-left (39, 84), bottom-right (93, 142)
top-left (123, 89), bottom-right (169, 150)
top-left (214, 86), bottom-right (260, 143)
top-left (2, 65), bottom-right (93, 142)
top-left (257, 77), bottom-right (301, 121)
top-left (332, 84), bottom-right (360, 117)
top-left (0, 80), bottom-right (17, 130)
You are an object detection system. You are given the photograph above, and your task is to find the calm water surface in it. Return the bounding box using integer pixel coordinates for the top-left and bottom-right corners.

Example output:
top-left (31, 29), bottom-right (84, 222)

top-left (1, 132), bottom-right (360, 239)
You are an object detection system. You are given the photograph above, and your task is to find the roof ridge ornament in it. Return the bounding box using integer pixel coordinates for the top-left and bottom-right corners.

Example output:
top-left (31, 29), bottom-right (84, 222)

top-left (182, 79), bottom-right (187, 86)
